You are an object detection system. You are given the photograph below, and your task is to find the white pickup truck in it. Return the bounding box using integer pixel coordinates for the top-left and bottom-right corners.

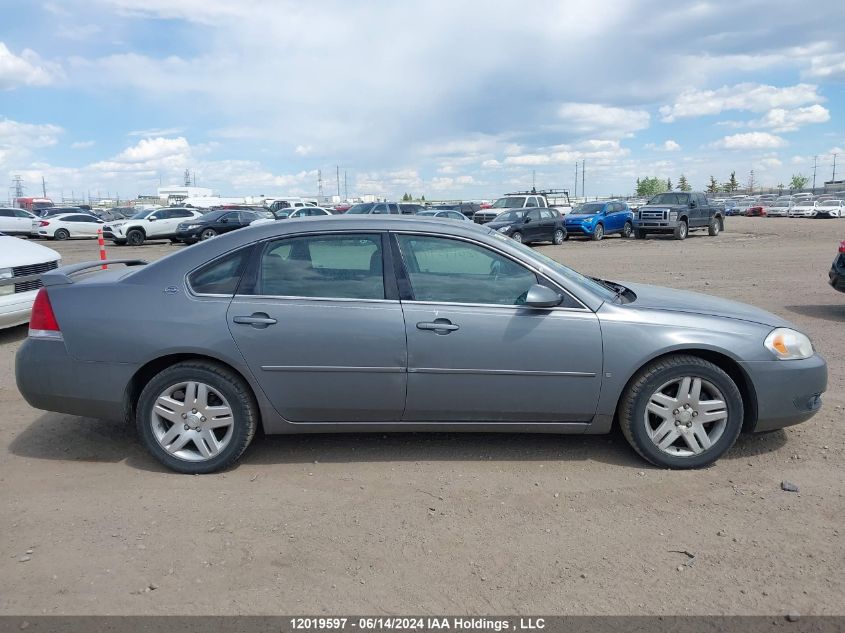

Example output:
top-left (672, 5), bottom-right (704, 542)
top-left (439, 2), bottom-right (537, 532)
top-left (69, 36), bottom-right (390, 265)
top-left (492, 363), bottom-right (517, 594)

top-left (472, 189), bottom-right (573, 224)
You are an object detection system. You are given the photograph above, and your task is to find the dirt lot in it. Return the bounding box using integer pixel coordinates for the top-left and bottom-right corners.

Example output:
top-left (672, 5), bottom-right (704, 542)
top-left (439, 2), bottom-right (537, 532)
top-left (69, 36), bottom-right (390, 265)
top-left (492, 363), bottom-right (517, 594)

top-left (1, 217), bottom-right (843, 615)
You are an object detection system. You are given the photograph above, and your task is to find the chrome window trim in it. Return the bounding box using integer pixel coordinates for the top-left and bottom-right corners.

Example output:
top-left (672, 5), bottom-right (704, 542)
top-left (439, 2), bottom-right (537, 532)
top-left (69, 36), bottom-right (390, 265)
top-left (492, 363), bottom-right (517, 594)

top-left (234, 295), bottom-right (400, 305)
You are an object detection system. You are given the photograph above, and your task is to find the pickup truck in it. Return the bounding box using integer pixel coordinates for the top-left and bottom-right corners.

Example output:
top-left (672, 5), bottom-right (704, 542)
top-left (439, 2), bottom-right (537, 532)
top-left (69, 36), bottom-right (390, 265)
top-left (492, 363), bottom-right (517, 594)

top-left (632, 192), bottom-right (723, 240)
top-left (473, 189), bottom-right (573, 224)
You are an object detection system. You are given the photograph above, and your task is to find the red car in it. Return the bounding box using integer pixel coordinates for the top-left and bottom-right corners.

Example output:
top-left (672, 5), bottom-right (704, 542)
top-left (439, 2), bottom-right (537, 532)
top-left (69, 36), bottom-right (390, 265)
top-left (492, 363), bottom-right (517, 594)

top-left (745, 205), bottom-right (766, 217)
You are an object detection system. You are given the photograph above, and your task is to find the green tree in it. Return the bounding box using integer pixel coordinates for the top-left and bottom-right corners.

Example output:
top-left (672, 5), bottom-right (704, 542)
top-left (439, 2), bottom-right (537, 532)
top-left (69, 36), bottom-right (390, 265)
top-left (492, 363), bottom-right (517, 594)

top-left (789, 174), bottom-right (809, 191)
top-left (678, 174), bottom-right (691, 192)
top-left (666, 178), bottom-right (673, 191)
top-left (420, 195), bottom-right (425, 202)
top-left (706, 176), bottom-right (719, 195)
top-left (723, 171), bottom-right (739, 193)
top-left (635, 176), bottom-right (668, 198)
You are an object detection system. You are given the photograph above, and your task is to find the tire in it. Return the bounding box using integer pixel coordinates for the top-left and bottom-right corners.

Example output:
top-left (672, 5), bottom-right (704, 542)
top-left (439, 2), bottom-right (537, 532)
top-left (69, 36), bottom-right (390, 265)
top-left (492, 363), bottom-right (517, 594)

top-left (634, 229), bottom-right (646, 240)
top-left (170, 238), bottom-right (182, 244)
top-left (552, 228), bottom-right (566, 245)
top-left (591, 223), bottom-right (604, 241)
top-left (126, 229), bottom-right (145, 246)
top-left (136, 361), bottom-right (259, 474)
top-left (200, 228), bottom-right (217, 241)
top-left (618, 354), bottom-right (743, 469)
top-left (708, 218), bottom-right (721, 236)
top-left (621, 221), bottom-right (633, 238)
top-left (511, 231), bottom-right (523, 244)
top-left (53, 228), bottom-right (70, 241)
top-left (673, 220), bottom-right (688, 240)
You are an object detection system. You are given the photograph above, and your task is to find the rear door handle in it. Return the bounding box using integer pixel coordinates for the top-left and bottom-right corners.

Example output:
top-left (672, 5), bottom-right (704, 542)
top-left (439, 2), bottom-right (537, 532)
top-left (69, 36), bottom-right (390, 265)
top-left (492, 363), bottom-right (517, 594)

top-left (417, 319), bottom-right (459, 334)
top-left (233, 313), bottom-right (277, 328)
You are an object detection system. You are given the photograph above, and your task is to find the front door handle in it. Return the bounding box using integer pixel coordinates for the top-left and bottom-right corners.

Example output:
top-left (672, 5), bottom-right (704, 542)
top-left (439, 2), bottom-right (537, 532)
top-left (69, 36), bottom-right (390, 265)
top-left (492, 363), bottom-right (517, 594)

top-left (417, 319), bottom-right (459, 334)
top-left (233, 312), bottom-right (277, 328)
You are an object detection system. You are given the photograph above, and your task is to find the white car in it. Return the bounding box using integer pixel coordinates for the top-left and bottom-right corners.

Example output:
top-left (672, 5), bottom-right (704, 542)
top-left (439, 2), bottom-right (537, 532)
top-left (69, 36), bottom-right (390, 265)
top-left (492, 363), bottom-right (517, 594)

top-left (815, 200), bottom-right (845, 218)
top-left (250, 206), bottom-right (333, 226)
top-left (767, 197), bottom-right (794, 217)
top-left (104, 207), bottom-right (203, 246)
top-left (790, 200), bottom-right (817, 218)
top-left (35, 212), bottom-right (105, 240)
top-left (0, 207), bottom-right (37, 236)
top-left (0, 234), bottom-right (60, 329)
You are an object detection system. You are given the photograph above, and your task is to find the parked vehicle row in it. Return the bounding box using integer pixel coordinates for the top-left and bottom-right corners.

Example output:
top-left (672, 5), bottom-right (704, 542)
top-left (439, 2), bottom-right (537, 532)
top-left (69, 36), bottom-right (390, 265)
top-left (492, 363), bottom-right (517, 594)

top-left (0, 233), bottom-right (60, 330)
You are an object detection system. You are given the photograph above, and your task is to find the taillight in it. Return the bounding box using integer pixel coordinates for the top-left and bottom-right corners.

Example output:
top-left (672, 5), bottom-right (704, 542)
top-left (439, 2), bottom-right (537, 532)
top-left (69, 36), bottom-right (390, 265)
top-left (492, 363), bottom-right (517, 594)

top-left (39, 220), bottom-right (50, 227)
top-left (839, 241), bottom-right (845, 254)
top-left (29, 289), bottom-right (62, 340)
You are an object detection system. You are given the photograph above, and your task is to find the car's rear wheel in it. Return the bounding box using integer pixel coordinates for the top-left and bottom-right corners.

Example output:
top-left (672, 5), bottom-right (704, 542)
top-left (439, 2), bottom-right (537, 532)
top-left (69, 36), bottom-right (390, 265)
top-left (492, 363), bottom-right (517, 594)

top-left (53, 228), bottom-right (70, 241)
top-left (708, 218), bottom-right (721, 236)
top-left (552, 228), bottom-right (565, 245)
top-left (136, 361), bottom-right (258, 474)
top-left (126, 229), bottom-right (145, 246)
top-left (511, 231), bottom-right (523, 244)
top-left (673, 220), bottom-right (688, 240)
top-left (621, 221), bottom-right (633, 238)
top-left (592, 223), bottom-right (604, 241)
top-left (618, 355), bottom-right (743, 469)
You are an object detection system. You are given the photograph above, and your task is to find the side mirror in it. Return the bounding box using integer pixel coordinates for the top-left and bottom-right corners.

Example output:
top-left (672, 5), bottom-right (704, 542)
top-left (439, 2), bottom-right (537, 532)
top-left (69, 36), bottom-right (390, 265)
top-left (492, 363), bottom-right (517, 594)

top-left (523, 217), bottom-right (531, 224)
top-left (689, 201), bottom-right (696, 208)
top-left (148, 216), bottom-right (157, 221)
top-left (524, 284), bottom-right (562, 309)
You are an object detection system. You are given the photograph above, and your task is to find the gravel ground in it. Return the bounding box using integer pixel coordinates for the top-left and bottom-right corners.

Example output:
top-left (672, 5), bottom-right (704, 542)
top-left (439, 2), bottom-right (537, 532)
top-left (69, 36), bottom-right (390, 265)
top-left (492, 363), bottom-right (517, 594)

top-left (0, 217), bottom-right (842, 615)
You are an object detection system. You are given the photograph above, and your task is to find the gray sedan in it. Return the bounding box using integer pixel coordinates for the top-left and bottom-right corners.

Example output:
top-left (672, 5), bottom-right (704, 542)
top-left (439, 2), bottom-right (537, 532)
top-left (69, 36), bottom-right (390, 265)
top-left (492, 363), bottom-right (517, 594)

top-left (16, 217), bottom-right (827, 473)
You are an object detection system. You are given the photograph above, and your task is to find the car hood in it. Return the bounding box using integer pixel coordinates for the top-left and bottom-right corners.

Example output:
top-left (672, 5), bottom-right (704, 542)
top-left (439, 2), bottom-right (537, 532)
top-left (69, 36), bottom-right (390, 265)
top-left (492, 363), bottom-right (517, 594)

top-left (484, 219), bottom-right (519, 228)
top-left (0, 236), bottom-right (60, 267)
top-left (565, 213), bottom-right (599, 221)
top-left (620, 281), bottom-right (791, 327)
top-left (639, 204), bottom-right (684, 211)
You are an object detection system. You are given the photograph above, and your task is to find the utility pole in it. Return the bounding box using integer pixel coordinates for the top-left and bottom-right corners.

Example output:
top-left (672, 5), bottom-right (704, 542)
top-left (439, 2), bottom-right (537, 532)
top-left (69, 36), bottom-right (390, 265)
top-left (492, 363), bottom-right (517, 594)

top-left (574, 163), bottom-right (578, 198)
top-left (581, 159), bottom-right (586, 200)
top-left (344, 170), bottom-right (348, 200)
top-left (317, 169), bottom-right (324, 201)
top-left (336, 165), bottom-right (340, 198)
top-left (41, 175), bottom-right (47, 198)
top-left (833, 153), bottom-right (838, 183)
top-left (812, 155), bottom-right (818, 190)
top-left (532, 170), bottom-right (536, 190)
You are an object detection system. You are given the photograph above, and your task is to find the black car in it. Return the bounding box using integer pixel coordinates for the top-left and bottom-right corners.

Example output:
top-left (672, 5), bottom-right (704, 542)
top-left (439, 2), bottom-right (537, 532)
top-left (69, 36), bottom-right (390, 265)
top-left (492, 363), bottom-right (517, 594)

top-left (175, 209), bottom-right (262, 243)
top-left (484, 208), bottom-right (567, 245)
top-left (38, 206), bottom-right (86, 218)
top-left (830, 240), bottom-right (845, 293)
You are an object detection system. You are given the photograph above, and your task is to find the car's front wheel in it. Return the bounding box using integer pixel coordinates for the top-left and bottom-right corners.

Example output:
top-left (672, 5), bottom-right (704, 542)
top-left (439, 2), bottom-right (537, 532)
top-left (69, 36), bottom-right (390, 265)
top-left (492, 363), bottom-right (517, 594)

top-left (673, 220), bottom-right (688, 240)
top-left (510, 231), bottom-right (523, 244)
top-left (126, 229), bottom-right (145, 246)
top-left (591, 223), bottom-right (604, 241)
top-left (621, 221), bottom-right (633, 238)
top-left (136, 361), bottom-right (258, 474)
top-left (618, 354), bottom-right (743, 469)
top-left (634, 229), bottom-right (647, 239)
top-left (200, 228), bottom-right (217, 241)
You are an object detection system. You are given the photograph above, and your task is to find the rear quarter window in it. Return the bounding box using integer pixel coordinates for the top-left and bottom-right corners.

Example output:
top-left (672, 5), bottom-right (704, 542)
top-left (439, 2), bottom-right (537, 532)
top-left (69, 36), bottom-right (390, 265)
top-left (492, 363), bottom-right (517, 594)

top-left (188, 248), bottom-right (251, 295)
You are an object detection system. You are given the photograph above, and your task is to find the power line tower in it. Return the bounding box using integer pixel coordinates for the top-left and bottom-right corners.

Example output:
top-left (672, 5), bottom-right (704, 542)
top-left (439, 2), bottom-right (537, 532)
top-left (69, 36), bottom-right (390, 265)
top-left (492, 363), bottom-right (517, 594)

top-left (184, 169), bottom-right (191, 187)
top-left (833, 153), bottom-right (839, 183)
top-left (11, 174), bottom-right (24, 200)
top-left (317, 169), bottom-right (324, 201)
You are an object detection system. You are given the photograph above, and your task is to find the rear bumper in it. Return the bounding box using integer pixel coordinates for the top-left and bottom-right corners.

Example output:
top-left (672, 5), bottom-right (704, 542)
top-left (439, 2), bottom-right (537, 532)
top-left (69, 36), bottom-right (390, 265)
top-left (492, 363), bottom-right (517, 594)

top-left (16, 338), bottom-right (136, 421)
top-left (830, 255), bottom-right (845, 292)
top-left (740, 354), bottom-right (827, 432)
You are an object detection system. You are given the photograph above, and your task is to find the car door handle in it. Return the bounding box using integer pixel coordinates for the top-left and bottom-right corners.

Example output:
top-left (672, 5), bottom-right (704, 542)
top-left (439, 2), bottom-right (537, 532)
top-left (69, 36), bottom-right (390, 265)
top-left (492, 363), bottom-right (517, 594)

top-left (233, 313), bottom-right (277, 327)
top-left (417, 320), bottom-right (459, 333)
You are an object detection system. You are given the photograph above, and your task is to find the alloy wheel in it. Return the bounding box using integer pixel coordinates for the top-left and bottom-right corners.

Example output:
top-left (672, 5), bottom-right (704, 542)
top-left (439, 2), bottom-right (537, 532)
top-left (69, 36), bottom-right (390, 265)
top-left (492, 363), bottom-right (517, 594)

top-left (644, 376), bottom-right (728, 457)
top-left (150, 381), bottom-right (235, 462)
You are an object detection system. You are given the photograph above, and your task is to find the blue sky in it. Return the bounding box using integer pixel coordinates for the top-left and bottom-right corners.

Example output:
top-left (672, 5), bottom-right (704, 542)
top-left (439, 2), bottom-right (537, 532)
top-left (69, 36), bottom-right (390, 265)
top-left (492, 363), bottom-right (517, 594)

top-left (1, 0), bottom-right (844, 201)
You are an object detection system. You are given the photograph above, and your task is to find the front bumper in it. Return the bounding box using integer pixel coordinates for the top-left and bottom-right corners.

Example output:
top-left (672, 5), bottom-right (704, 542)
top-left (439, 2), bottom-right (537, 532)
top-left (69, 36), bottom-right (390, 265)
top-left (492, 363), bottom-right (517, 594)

top-left (564, 223), bottom-right (595, 236)
top-left (16, 337), bottom-right (136, 421)
top-left (740, 354), bottom-right (827, 432)
top-left (175, 228), bottom-right (203, 242)
top-left (830, 254), bottom-right (845, 293)
top-left (0, 290), bottom-right (38, 329)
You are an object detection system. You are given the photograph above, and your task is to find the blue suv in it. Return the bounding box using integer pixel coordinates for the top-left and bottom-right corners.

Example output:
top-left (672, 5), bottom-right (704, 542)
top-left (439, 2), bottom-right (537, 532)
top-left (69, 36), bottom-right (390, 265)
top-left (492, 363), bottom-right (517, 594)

top-left (564, 200), bottom-right (634, 241)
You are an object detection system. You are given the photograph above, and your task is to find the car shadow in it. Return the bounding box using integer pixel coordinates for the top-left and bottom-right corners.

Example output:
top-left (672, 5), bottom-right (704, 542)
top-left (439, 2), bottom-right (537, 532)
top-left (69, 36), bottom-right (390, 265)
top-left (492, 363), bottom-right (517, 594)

top-left (0, 323), bottom-right (28, 345)
top-left (784, 304), bottom-right (845, 322)
top-left (10, 413), bottom-right (648, 472)
top-left (9, 414), bottom-right (790, 473)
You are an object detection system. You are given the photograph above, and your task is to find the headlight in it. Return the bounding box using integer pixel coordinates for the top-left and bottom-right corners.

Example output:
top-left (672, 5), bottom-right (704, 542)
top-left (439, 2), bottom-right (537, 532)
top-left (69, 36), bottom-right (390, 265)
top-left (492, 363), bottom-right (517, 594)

top-left (497, 225), bottom-right (511, 233)
top-left (669, 211), bottom-right (678, 221)
top-left (186, 224), bottom-right (202, 229)
top-left (0, 267), bottom-right (13, 296)
top-left (764, 328), bottom-right (814, 360)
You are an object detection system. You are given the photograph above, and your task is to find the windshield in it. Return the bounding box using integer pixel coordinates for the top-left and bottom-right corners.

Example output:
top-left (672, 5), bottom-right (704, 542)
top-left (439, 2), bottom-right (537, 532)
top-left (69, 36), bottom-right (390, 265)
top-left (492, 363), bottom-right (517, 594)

top-left (345, 203), bottom-right (375, 214)
top-left (416, 210), bottom-right (438, 216)
top-left (491, 196), bottom-right (526, 209)
top-left (649, 193), bottom-right (690, 205)
top-left (773, 198), bottom-right (792, 206)
top-left (493, 210), bottom-right (526, 223)
top-left (130, 209), bottom-right (154, 219)
top-left (574, 203), bottom-right (604, 215)
top-left (490, 231), bottom-right (617, 301)
top-left (819, 201), bottom-right (840, 207)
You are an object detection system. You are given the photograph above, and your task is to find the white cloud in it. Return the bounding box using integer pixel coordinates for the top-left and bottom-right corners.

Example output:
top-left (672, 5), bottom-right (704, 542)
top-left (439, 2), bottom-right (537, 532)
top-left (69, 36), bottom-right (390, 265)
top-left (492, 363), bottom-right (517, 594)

top-left (750, 105), bottom-right (830, 133)
top-left (710, 132), bottom-right (787, 151)
top-left (660, 83), bottom-right (823, 122)
top-left (294, 145), bottom-right (313, 156)
top-left (0, 42), bottom-right (60, 89)
top-left (70, 140), bottom-right (96, 149)
top-left (557, 103), bottom-right (650, 137)
top-left (504, 139), bottom-right (629, 167)
top-left (646, 140), bottom-right (681, 152)
top-left (805, 52), bottom-right (845, 80)
top-left (128, 127), bottom-right (185, 137)
top-left (0, 118), bottom-right (63, 148)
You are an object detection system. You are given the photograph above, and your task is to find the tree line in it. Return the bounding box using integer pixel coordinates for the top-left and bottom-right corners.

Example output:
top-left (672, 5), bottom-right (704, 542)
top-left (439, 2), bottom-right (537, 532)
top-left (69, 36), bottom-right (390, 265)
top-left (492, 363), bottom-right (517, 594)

top-left (635, 171), bottom-right (811, 197)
